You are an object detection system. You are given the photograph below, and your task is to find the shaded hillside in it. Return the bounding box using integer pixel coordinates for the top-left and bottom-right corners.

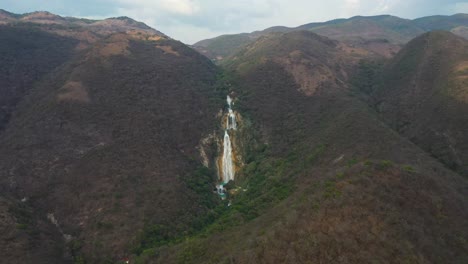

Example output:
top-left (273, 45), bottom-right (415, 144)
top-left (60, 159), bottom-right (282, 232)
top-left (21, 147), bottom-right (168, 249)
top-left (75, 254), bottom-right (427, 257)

top-left (0, 11), bottom-right (223, 263)
top-left (193, 14), bottom-right (468, 61)
top-left (0, 194), bottom-right (70, 264)
top-left (0, 25), bottom-right (78, 131)
top-left (360, 31), bottom-right (468, 176)
top-left (144, 31), bottom-right (468, 263)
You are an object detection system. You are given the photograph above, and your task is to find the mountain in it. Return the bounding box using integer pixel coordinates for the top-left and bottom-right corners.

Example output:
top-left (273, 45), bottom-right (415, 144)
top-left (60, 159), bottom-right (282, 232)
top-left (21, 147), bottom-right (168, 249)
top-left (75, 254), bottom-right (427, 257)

top-left (222, 31), bottom-right (371, 96)
top-left (0, 25), bottom-right (78, 131)
top-left (359, 31), bottom-right (468, 176)
top-left (149, 30), bottom-right (468, 263)
top-left (193, 14), bottom-right (468, 61)
top-left (0, 9), bottom-right (167, 132)
top-left (0, 9), bottom-right (467, 264)
top-left (413, 13), bottom-right (468, 30)
top-left (0, 10), bottom-right (222, 263)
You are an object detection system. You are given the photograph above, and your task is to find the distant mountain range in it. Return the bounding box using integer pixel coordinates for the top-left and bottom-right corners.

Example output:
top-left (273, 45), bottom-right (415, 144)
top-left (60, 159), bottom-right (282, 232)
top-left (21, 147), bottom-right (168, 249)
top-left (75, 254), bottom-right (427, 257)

top-left (193, 14), bottom-right (468, 60)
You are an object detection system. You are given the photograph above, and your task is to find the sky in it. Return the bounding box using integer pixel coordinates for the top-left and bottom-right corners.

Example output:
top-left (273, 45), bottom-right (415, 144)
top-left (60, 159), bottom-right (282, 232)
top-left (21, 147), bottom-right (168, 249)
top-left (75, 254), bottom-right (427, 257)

top-left (1, 0), bottom-right (468, 44)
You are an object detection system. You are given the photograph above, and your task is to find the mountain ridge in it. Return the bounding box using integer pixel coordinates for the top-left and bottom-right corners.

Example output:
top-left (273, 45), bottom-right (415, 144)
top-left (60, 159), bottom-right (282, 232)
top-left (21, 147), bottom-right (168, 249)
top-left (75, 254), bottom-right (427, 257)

top-left (194, 13), bottom-right (468, 61)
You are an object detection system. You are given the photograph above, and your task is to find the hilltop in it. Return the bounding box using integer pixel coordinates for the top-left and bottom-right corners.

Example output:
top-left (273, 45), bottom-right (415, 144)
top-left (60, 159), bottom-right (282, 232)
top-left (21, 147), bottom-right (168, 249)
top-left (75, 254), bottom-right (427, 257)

top-left (194, 14), bottom-right (468, 61)
top-left (356, 31), bottom-right (468, 176)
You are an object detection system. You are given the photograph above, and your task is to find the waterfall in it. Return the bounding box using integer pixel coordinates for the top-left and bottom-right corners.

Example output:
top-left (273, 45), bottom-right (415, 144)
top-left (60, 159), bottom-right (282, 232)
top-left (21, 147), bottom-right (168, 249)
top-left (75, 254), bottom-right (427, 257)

top-left (228, 109), bottom-right (237, 130)
top-left (227, 96), bottom-right (237, 130)
top-left (216, 184), bottom-right (227, 200)
top-left (222, 130), bottom-right (235, 183)
top-left (217, 94), bottom-right (237, 198)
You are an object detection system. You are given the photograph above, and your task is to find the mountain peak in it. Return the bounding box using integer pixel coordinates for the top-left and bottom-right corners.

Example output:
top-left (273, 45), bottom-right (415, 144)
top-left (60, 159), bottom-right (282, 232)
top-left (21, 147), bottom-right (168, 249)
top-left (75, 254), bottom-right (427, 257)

top-left (20, 11), bottom-right (65, 22)
top-left (91, 16), bottom-right (167, 38)
top-left (100, 16), bottom-right (153, 30)
top-left (0, 9), bottom-right (168, 40)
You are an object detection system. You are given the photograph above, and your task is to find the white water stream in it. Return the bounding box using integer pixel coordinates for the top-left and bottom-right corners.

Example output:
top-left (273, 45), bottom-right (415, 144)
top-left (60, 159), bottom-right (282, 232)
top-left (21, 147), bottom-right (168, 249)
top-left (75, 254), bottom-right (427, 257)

top-left (227, 95), bottom-right (237, 130)
top-left (220, 96), bottom-right (236, 184)
top-left (217, 95), bottom-right (238, 199)
top-left (222, 130), bottom-right (235, 183)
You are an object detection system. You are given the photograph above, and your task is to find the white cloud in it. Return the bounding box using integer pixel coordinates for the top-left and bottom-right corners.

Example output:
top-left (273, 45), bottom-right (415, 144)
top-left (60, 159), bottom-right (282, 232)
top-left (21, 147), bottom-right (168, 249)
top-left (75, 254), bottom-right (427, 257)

top-left (2, 0), bottom-right (466, 43)
top-left (451, 2), bottom-right (468, 14)
top-left (343, 0), bottom-right (361, 17)
top-left (111, 0), bottom-right (428, 43)
top-left (160, 0), bottom-right (200, 15)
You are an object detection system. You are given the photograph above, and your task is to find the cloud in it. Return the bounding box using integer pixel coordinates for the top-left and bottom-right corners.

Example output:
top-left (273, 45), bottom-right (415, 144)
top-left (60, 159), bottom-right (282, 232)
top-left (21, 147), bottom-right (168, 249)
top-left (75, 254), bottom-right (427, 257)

top-left (1, 0), bottom-right (467, 43)
top-left (344, 0), bottom-right (361, 16)
top-left (451, 2), bottom-right (468, 14)
top-left (110, 0), bottom-right (467, 43)
top-left (111, 0), bottom-right (284, 43)
top-left (117, 0), bottom-right (200, 15)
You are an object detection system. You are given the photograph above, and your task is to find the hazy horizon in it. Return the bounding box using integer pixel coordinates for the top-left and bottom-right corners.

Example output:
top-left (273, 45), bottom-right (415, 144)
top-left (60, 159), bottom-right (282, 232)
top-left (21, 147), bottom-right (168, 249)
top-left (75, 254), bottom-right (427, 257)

top-left (1, 0), bottom-right (467, 44)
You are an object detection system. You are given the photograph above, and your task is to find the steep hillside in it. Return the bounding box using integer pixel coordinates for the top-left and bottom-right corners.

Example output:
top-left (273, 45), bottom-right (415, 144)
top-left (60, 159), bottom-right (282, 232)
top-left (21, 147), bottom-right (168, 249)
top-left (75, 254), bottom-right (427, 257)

top-left (193, 14), bottom-right (468, 61)
top-left (144, 31), bottom-right (468, 263)
top-left (224, 31), bottom-right (371, 96)
top-left (0, 9), bottom-right (170, 133)
top-left (0, 11), bottom-right (222, 263)
top-left (361, 31), bottom-right (468, 176)
top-left (0, 25), bottom-right (78, 131)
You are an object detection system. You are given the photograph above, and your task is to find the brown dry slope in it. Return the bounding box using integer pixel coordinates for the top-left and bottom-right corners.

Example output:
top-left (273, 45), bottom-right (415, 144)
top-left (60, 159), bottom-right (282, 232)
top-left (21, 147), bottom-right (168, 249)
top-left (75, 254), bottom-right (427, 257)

top-left (369, 31), bottom-right (468, 176)
top-left (147, 31), bottom-right (468, 264)
top-left (0, 11), bottom-right (222, 263)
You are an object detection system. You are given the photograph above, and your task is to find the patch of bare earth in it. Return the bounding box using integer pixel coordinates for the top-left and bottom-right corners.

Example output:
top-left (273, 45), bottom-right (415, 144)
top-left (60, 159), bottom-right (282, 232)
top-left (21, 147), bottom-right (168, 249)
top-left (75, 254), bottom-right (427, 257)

top-left (156, 45), bottom-right (180, 56)
top-left (57, 81), bottom-right (90, 103)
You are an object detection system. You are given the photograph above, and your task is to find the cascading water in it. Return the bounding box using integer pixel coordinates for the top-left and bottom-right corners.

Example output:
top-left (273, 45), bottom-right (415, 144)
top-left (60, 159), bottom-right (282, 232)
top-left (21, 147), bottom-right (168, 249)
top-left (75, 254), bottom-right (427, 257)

top-left (222, 130), bottom-right (235, 183)
top-left (217, 95), bottom-right (238, 199)
top-left (228, 109), bottom-right (236, 130)
top-left (227, 95), bottom-right (237, 130)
